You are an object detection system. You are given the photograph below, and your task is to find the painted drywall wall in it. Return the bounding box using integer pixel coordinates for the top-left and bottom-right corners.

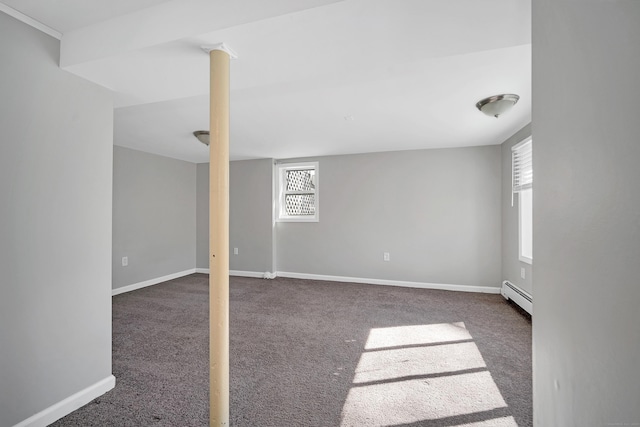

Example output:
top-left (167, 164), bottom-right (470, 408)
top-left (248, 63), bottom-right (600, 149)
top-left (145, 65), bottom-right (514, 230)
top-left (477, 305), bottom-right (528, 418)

top-left (277, 146), bottom-right (502, 288)
top-left (112, 146), bottom-right (196, 290)
top-left (196, 159), bottom-right (274, 273)
top-left (501, 123), bottom-right (533, 295)
top-left (533, 2), bottom-right (640, 425)
top-left (196, 163), bottom-right (210, 269)
top-left (0, 12), bottom-right (113, 426)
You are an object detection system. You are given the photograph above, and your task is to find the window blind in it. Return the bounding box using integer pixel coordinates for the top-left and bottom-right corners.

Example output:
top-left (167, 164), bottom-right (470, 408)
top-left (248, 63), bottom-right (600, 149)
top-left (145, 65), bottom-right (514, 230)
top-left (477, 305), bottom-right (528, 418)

top-left (511, 138), bottom-right (532, 206)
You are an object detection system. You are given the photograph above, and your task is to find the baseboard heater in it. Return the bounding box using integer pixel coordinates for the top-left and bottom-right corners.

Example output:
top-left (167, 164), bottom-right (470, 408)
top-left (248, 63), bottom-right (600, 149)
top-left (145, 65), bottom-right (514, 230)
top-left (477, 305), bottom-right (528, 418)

top-left (501, 280), bottom-right (533, 315)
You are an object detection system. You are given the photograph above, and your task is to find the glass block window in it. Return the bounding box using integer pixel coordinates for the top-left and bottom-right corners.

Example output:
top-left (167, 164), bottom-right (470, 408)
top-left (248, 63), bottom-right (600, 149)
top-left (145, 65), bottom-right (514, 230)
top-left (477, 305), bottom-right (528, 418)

top-left (277, 162), bottom-right (319, 222)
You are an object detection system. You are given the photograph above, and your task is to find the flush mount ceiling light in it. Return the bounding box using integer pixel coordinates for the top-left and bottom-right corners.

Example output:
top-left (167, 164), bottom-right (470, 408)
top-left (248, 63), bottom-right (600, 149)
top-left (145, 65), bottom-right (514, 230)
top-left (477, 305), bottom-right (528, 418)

top-left (476, 94), bottom-right (520, 118)
top-left (193, 130), bottom-right (209, 146)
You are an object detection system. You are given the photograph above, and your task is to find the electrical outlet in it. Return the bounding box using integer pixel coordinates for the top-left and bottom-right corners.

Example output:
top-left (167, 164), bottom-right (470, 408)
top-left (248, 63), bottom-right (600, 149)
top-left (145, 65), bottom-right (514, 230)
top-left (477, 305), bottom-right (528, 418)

top-left (383, 252), bottom-right (390, 262)
top-left (233, 247), bottom-right (239, 255)
top-left (521, 267), bottom-right (526, 279)
top-left (122, 256), bottom-right (128, 267)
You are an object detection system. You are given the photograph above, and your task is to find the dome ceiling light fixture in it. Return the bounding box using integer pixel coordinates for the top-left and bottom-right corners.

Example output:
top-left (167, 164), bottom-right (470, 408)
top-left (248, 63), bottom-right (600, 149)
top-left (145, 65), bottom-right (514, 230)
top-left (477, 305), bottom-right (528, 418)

top-left (476, 94), bottom-right (520, 118)
top-left (193, 130), bottom-right (210, 146)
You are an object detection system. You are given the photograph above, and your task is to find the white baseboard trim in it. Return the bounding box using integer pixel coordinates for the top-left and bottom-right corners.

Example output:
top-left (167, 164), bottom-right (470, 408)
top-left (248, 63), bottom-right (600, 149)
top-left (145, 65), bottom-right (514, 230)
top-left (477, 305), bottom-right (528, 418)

top-left (276, 271), bottom-right (501, 294)
top-left (156, 269), bottom-right (499, 294)
top-left (195, 269), bottom-right (277, 279)
top-left (112, 269), bottom-right (196, 296)
top-left (13, 375), bottom-right (115, 427)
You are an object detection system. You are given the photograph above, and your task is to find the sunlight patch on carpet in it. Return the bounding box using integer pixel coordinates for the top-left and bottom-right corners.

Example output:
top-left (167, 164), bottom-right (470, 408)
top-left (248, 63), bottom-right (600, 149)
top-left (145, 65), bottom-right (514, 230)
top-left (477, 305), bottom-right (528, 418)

top-left (340, 323), bottom-right (517, 427)
top-left (460, 417), bottom-right (518, 426)
top-left (353, 342), bottom-right (486, 384)
top-left (364, 322), bottom-right (471, 350)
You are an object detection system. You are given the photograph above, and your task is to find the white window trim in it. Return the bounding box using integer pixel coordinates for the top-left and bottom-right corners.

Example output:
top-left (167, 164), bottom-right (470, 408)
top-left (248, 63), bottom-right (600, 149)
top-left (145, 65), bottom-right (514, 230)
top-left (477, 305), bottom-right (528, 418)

top-left (518, 188), bottom-right (533, 265)
top-left (276, 161), bottom-right (319, 222)
top-left (512, 136), bottom-right (533, 264)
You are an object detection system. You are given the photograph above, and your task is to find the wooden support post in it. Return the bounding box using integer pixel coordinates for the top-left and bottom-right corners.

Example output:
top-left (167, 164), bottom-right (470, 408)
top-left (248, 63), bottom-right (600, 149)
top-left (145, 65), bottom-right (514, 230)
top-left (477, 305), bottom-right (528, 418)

top-left (208, 46), bottom-right (231, 427)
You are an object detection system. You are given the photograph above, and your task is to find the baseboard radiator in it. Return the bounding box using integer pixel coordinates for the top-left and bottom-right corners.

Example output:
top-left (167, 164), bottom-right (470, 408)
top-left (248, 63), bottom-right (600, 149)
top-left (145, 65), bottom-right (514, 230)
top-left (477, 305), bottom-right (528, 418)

top-left (501, 280), bottom-right (533, 315)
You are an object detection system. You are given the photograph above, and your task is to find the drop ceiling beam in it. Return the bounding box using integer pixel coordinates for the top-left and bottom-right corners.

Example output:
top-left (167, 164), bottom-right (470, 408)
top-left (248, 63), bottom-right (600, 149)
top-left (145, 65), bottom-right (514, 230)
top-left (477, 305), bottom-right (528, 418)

top-left (59, 0), bottom-right (342, 69)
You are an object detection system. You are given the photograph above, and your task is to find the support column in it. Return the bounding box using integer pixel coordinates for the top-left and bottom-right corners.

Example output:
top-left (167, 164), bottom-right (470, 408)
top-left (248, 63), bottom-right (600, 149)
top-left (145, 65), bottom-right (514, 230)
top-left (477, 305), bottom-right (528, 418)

top-left (204, 43), bottom-right (236, 427)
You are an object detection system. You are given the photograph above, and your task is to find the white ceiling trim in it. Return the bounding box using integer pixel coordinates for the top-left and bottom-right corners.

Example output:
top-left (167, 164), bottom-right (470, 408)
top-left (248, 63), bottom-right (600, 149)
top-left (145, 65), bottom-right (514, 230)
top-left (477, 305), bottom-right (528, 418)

top-left (0, 2), bottom-right (61, 39)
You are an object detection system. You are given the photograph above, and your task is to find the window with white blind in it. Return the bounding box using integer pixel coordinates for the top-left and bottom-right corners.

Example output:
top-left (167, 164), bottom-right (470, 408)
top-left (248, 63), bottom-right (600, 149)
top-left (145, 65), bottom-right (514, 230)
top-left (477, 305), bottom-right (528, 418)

top-left (276, 162), bottom-right (319, 222)
top-left (512, 138), bottom-right (532, 195)
top-left (512, 137), bottom-right (533, 264)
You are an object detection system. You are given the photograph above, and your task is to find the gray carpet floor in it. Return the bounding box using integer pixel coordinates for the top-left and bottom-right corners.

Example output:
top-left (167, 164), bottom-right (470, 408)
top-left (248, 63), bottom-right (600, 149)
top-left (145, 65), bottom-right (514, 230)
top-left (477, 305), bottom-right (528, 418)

top-left (52, 274), bottom-right (532, 427)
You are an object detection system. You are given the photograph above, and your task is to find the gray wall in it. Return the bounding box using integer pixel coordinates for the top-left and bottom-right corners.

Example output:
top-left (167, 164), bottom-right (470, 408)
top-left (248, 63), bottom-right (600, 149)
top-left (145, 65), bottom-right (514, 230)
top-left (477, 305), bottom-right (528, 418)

top-left (277, 146), bottom-right (502, 288)
top-left (113, 146), bottom-right (196, 290)
top-left (196, 159), bottom-right (274, 273)
top-left (196, 163), bottom-right (210, 269)
top-left (501, 123), bottom-right (533, 295)
top-left (533, 2), bottom-right (640, 425)
top-left (0, 12), bottom-right (113, 426)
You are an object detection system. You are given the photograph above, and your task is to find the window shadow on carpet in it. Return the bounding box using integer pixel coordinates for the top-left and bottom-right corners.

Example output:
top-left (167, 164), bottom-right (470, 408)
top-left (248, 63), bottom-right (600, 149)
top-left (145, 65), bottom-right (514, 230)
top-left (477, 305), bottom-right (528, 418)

top-left (340, 323), bottom-right (518, 427)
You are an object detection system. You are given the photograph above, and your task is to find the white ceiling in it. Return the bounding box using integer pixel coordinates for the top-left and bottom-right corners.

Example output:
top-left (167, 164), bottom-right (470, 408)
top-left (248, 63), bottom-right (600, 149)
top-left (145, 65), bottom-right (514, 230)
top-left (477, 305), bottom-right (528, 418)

top-left (3, 0), bottom-right (531, 163)
top-left (0, 0), bottom-right (176, 33)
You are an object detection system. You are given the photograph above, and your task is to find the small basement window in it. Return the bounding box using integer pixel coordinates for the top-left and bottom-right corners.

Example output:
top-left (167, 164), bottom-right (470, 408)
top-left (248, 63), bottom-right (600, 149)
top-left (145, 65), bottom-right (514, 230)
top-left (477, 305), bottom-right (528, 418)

top-left (276, 162), bottom-right (319, 222)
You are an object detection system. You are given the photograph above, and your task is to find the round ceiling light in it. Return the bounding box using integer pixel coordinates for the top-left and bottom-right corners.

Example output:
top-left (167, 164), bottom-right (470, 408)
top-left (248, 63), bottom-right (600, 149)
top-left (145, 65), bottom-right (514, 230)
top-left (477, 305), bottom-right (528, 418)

top-left (193, 130), bottom-right (210, 146)
top-left (476, 94), bottom-right (520, 118)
